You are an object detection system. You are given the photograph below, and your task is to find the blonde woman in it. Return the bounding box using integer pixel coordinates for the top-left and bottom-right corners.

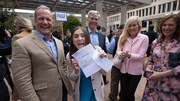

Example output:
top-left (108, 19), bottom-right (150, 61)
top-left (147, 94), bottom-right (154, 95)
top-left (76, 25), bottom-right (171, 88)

top-left (12, 16), bottom-right (33, 100)
top-left (116, 16), bottom-right (149, 101)
top-left (12, 16), bottom-right (33, 44)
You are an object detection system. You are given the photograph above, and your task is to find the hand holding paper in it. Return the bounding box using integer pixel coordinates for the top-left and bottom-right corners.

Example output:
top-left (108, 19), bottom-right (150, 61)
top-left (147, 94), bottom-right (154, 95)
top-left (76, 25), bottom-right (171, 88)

top-left (71, 59), bottom-right (80, 74)
top-left (72, 44), bottom-right (113, 78)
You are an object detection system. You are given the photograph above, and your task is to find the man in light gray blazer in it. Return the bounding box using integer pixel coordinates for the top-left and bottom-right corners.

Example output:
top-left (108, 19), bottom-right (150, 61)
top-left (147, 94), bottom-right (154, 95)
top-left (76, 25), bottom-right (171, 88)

top-left (11, 5), bottom-right (73, 101)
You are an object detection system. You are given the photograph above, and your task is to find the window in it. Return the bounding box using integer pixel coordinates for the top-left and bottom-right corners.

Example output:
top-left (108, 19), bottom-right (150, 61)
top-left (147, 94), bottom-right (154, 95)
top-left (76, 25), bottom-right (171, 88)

top-left (142, 21), bottom-right (147, 27)
top-left (179, 1), bottom-right (180, 10)
top-left (150, 7), bottom-right (152, 15)
top-left (167, 2), bottom-right (171, 12)
top-left (128, 13), bottom-right (129, 18)
top-left (146, 8), bottom-right (148, 16)
top-left (142, 9), bottom-right (145, 16)
top-left (153, 6), bottom-right (156, 14)
top-left (117, 24), bottom-right (119, 29)
top-left (173, 1), bottom-right (177, 11)
top-left (136, 11), bottom-right (138, 16)
top-left (139, 10), bottom-right (141, 17)
top-left (158, 5), bottom-right (161, 13)
top-left (149, 21), bottom-right (152, 25)
top-left (162, 4), bottom-right (166, 13)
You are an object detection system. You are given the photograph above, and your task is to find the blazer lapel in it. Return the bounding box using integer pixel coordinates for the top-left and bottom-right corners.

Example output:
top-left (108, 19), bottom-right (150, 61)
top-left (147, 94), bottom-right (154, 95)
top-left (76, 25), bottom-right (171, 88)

top-left (127, 33), bottom-right (140, 45)
top-left (54, 38), bottom-right (63, 65)
top-left (98, 31), bottom-right (103, 48)
top-left (131, 33), bottom-right (140, 45)
top-left (32, 32), bottom-right (57, 64)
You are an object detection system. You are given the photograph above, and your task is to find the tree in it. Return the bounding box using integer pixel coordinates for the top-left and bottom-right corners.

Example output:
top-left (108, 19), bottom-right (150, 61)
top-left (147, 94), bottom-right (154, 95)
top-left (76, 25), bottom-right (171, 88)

top-left (0, 1), bottom-right (17, 33)
top-left (157, 22), bottom-right (160, 33)
top-left (63, 15), bottom-right (81, 35)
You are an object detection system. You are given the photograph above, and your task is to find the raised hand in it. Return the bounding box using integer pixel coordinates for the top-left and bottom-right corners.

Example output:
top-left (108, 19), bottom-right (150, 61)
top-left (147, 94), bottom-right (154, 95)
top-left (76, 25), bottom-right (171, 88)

top-left (71, 58), bottom-right (80, 74)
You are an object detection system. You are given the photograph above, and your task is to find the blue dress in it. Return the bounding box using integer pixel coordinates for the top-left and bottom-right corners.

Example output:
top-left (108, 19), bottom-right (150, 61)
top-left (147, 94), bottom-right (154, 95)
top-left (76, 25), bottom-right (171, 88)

top-left (79, 68), bottom-right (96, 101)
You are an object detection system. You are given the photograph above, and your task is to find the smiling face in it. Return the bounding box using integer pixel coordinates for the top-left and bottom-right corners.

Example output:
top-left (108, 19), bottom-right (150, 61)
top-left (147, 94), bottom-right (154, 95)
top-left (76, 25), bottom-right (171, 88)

top-left (34, 9), bottom-right (54, 36)
top-left (87, 13), bottom-right (99, 32)
top-left (128, 21), bottom-right (139, 38)
top-left (162, 18), bottom-right (177, 39)
top-left (73, 29), bottom-right (86, 50)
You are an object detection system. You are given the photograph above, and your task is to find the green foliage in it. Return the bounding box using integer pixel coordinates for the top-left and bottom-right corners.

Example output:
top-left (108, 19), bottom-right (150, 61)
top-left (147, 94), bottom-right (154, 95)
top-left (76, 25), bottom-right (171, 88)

top-left (157, 22), bottom-right (161, 33)
top-left (63, 15), bottom-right (82, 35)
top-left (0, 1), bottom-right (17, 32)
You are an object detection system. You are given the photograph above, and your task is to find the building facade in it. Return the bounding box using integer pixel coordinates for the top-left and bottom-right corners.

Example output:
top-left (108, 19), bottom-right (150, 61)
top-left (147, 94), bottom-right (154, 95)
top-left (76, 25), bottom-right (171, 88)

top-left (108, 0), bottom-right (180, 33)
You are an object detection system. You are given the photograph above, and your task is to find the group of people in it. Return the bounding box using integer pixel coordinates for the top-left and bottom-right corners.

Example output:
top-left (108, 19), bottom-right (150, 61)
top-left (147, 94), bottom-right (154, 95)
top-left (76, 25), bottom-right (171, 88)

top-left (0, 4), bottom-right (179, 101)
top-left (108, 13), bottom-right (180, 101)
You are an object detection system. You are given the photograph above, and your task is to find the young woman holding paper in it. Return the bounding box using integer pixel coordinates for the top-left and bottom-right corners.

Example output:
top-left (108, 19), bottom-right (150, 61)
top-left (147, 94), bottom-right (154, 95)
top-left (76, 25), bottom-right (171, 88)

top-left (66, 26), bottom-right (107, 101)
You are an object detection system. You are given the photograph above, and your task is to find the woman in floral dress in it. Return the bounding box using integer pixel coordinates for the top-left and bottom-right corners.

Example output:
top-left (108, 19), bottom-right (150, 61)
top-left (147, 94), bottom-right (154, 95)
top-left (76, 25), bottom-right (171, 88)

top-left (142, 14), bottom-right (180, 101)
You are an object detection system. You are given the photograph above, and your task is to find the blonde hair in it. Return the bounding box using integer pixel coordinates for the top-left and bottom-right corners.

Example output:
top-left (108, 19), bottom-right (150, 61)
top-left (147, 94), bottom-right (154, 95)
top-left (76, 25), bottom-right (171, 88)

top-left (15, 16), bottom-right (33, 32)
top-left (119, 16), bottom-right (142, 48)
top-left (87, 10), bottom-right (100, 19)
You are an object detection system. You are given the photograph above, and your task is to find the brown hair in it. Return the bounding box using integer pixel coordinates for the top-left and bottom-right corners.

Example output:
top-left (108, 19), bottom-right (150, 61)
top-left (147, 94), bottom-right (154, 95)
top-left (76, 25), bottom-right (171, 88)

top-left (69, 26), bottom-right (91, 60)
top-left (158, 14), bottom-right (179, 40)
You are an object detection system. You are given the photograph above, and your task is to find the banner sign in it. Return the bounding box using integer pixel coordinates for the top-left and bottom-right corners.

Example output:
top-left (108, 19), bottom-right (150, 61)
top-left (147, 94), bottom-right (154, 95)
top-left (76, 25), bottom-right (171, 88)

top-left (55, 12), bottom-right (67, 21)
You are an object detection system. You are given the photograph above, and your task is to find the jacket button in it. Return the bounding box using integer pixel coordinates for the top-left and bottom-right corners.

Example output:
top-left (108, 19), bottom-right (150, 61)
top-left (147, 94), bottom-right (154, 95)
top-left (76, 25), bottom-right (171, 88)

top-left (92, 79), bottom-right (94, 81)
top-left (93, 89), bottom-right (96, 91)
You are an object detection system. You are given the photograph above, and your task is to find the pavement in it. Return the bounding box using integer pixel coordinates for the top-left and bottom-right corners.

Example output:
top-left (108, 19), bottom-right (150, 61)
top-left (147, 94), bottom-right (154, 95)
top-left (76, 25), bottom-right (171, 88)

top-left (104, 69), bottom-right (147, 101)
top-left (103, 54), bottom-right (147, 101)
top-left (7, 54), bottom-right (147, 101)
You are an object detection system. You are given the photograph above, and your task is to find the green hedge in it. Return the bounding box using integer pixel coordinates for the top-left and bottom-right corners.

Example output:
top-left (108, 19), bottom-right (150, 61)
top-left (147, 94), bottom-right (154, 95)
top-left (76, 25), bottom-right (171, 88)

top-left (63, 15), bottom-right (81, 35)
top-left (0, 1), bottom-right (17, 33)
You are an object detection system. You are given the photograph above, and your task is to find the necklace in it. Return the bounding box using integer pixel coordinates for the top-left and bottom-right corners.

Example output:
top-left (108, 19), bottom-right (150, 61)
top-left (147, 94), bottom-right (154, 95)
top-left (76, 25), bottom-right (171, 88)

top-left (164, 38), bottom-right (171, 50)
top-left (165, 41), bottom-right (169, 49)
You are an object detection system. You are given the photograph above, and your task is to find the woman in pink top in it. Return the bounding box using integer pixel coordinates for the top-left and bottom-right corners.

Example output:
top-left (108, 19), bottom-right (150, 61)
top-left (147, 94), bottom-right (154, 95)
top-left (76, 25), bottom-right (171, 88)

top-left (142, 14), bottom-right (180, 101)
top-left (116, 16), bottom-right (149, 101)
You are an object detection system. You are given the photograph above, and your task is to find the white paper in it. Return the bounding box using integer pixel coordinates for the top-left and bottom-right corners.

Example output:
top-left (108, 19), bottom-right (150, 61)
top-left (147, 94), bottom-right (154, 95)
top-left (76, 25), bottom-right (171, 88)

top-left (95, 56), bottom-right (113, 72)
top-left (72, 44), bottom-right (113, 78)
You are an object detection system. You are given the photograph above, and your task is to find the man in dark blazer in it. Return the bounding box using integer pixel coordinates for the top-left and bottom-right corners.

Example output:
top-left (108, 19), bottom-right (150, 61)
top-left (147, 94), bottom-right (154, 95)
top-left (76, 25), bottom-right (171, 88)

top-left (11, 5), bottom-right (72, 101)
top-left (86, 10), bottom-right (108, 84)
top-left (144, 24), bottom-right (159, 57)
